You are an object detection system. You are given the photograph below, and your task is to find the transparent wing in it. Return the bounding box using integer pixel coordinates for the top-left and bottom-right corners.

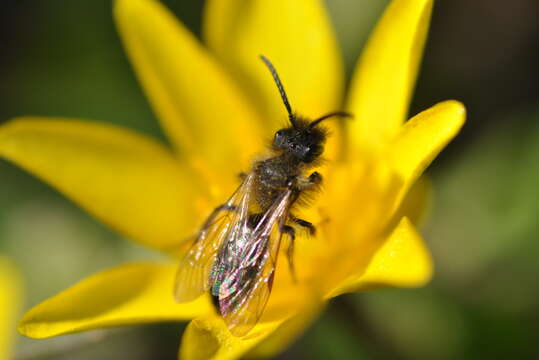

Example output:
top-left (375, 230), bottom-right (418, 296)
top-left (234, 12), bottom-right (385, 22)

top-left (218, 189), bottom-right (293, 336)
top-left (174, 174), bottom-right (255, 302)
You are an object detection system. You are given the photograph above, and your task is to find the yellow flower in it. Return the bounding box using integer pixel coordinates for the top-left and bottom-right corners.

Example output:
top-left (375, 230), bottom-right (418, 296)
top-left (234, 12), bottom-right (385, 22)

top-left (1, 0), bottom-right (465, 358)
top-left (0, 256), bottom-right (23, 359)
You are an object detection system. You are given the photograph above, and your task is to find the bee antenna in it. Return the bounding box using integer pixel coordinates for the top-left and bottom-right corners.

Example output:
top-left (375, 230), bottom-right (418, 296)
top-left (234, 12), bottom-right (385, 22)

top-left (260, 55), bottom-right (297, 127)
top-left (309, 111), bottom-right (353, 128)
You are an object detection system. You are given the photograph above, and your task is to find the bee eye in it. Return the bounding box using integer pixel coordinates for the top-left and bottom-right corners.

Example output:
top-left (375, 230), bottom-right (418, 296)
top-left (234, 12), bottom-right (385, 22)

top-left (273, 129), bottom-right (287, 148)
top-left (301, 145), bottom-right (322, 163)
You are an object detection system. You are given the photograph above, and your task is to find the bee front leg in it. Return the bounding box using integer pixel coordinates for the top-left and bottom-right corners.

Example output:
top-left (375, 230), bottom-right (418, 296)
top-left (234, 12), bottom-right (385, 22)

top-left (307, 171), bottom-right (322, 186)
top-left (290, 172), bottom-right (321, 236)
top-left (297, 171), bottom-right (322, 190)
top-left (280, 225), bottom-right (297, 282)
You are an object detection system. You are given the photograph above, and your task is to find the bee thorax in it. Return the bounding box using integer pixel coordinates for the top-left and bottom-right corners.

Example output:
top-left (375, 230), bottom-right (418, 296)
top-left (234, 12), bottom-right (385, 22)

top-left (253, 154), bottom-right (302, 210)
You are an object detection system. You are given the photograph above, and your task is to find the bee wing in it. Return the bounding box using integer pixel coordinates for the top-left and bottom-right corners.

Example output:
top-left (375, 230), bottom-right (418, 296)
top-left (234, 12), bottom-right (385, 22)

top-left (174, 174), bottom-right (255, 302)
top-left (218, 189), bottom-right (293, 336)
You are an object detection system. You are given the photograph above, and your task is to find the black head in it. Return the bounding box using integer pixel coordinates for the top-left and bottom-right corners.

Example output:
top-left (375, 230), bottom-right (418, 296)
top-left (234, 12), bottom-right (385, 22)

top-left (272, 119), bottom-right (327, 163)
top-left (260, 55), bottom-right (352, 163)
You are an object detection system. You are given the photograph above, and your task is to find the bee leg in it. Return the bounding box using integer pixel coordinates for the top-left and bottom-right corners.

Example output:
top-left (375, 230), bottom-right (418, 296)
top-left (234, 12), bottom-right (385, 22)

top-left (297, 171), bottom-right (323, 190)
top-left (238, 172), bottom-right (247, 180)
top-left (290, 215), bottom-right (316, 236)
top-left (308, 171), bottom-right (322, 185)
top-left (281, 225), bottom-right (297, 282)
top-left (211, 294), bottom-right (222, 314)
top-left (201, 204), bottom-right (236, 231)
top-left (248, 213), bottom-right (263, 228)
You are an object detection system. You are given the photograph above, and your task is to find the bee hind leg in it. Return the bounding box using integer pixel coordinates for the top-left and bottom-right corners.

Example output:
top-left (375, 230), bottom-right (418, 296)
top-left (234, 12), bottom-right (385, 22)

top-left (280, 225), bottom-right (297, 282)
top-left (290, 215), bottom-right (316, 236)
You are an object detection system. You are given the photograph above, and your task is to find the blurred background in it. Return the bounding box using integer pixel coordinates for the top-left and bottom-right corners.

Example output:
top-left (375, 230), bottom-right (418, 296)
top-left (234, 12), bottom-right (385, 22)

top-left (1, 0), bottom-right (538, 359)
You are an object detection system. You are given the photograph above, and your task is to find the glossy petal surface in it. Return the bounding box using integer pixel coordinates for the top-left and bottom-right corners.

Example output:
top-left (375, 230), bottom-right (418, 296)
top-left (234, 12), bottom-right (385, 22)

top-left (327, 217), bottom-right (433, 297)
top-left (387, 100), bottom-right (465, 204)
top-left (347, 0), bottom-right (433, 151)
top-left (115, 0), bottom-right (262, 179)
top-left (204, 0), bottom-right (344, 130)
top-left (0, 117), bottom-right (203, 251)
top-left (19, 263), bottom-right (212, 339)
top-left (318, 162), bottom-right (404, 296)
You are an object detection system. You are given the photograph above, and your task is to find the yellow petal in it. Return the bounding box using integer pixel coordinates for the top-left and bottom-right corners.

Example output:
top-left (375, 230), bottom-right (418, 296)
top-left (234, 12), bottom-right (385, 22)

top-left (0, 257), bottom-right (22, 359)
top-left (327, 217), bottom-right (433, 297)
top-left (0, 117), bottom-right (204, 251)
top-left (203, 0), bottom-right (344, 130)
top-left (318, 160), bottom-right (404, 251)
top-left (246, 306), bottom-right (322, 359)
top-left (19, 263), bottom-right (212, 339)
top-left (394, 175), bottom-right (432, 227)
top-left (202, 0), bottom-right (244, 61)
top-left (180, 316), bottom-right (280, 360)
top-left (318, 161), bottom-right (405, 296)
top-left (115, 0), bottom-right (262, 178)
top-left (347, 0), bottom-right (434, 152)
top-left (387, 100), bottom-right (465, 204)
top-left (180, 258), bottom-right (321, 360)
top-left (180, 306), bottom-right (321, 360)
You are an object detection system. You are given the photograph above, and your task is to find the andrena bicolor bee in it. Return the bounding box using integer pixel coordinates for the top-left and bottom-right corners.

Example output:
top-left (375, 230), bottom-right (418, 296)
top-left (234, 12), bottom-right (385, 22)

top-left (174, 56), bottom-right (351, 336)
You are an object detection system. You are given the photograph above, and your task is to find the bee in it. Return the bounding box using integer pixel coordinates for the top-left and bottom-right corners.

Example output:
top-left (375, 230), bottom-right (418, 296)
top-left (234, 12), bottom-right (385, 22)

top-left (174, 56), bottom-right (351, 336)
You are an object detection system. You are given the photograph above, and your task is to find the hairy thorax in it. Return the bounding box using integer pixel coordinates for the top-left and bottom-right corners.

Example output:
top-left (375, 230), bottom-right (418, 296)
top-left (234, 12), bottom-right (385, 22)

top-left (252, 153), bottom-right (303, 211)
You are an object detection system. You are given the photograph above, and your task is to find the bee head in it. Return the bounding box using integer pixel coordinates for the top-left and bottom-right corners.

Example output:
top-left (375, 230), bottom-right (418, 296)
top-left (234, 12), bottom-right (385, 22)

top-left (272, 119), bottom-right (326, 163)
top-left (261, 55), bottom-right (352, 162)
